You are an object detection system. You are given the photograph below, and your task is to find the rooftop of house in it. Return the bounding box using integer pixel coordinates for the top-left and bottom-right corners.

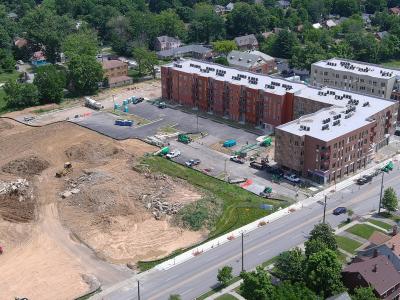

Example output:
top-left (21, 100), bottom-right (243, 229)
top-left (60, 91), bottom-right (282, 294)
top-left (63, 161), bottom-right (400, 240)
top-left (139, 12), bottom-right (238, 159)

top-left (157, 44), bottom-right (212, 58)
top-left (227, 50), bottom-right (274, 69)
top-left (101, 59), bottom-right (127, 70)
top-left (276, 87), bottom-right (395, 141)
top-left (369, 231), bottom-right (391, 246)
top-left (234, 34), bottom-right (258, 46)
top-left (343, 255), bottom-right (400, 296)
top-left (385, 233), bottom-right (400, 257)
top-left (326, 19), bottom-right (337, 27)
top-left (326, 292), bottom-right (352, 300)
top-left (389, 6), bottom-right (400, 14)
top-left (156, 36), bottom-right (181, 44)
top-left (312, 58), bottom-right (400, 79)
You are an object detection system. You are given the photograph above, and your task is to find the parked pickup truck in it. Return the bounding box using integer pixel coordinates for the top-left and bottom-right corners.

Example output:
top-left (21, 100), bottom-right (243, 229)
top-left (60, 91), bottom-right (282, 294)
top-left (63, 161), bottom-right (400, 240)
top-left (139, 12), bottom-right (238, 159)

top-left (250, 161), bottom-right (267, 170)
top-left (284, 173), bottom-right (301, 184)
top-left (230, 155), bottom-right (245, 164)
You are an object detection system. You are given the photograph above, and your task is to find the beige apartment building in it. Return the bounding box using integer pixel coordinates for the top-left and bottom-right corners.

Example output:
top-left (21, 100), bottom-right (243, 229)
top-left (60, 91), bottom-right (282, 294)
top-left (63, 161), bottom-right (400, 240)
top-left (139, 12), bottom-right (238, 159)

top-left (311, 58), bottom-right (400, 100)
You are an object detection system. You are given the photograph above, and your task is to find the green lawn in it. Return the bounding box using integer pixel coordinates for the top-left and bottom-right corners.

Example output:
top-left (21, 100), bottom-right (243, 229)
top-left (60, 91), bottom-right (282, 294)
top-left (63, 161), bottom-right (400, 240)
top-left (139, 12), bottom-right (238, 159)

top-left (346, 224), bottom-right (384, 239)
top-left (138, 156), bottom-right (288, 271)
top-left (0, 71), bottom-right (19, 84)
top-left (382, 60), bottom-right (400, 68)
top-left (196, 277), bottom-right (241, 300)
top-left (0, 89), bottom-right (6, 113)
top-left (215, 294), bottom-right (238, 300)
top-left (336, 235), bottom-right (362, 254)
top-left (368, 219), bottom-right (392, 231)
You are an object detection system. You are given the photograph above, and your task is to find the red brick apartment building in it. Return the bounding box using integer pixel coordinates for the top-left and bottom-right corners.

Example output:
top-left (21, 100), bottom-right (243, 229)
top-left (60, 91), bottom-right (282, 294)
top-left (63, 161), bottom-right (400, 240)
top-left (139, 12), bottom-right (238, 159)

top-left (161, 60), bottom-right (398, 184)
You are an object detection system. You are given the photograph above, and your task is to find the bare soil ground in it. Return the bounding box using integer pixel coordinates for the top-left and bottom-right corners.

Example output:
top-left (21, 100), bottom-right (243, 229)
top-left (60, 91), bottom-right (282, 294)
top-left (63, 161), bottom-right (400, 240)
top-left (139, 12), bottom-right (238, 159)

top-left (0, 118), bottom-right (204, 299)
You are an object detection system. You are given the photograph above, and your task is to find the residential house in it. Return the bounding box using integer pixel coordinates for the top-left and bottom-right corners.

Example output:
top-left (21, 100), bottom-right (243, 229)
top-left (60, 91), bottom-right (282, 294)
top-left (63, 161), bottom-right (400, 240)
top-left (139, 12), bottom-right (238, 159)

top-left (157, 44), bottom-right (213, 60)
top-left (214, 5), bottom-right (227, 15)
top-left (7, 12), bottom-right (18, 20)
top-left (312, 23), bottom-right (322, 29)
top-left (376, 31), bottom-right (389, 40)
top-left (102, 59), bottom-right (133, 88)
top-left (154, 36), bottom-right (182, 52)
top-left (226, 2), bottom-right (234, 11)
top-left (362, 13), bottom-right (372, 26)
top-left (14, 38), bottom-right (27, 49)
top-left (389, 7), bottom-right (400, 16)
top-left (342, 255), bottom-right (400, 299)
top-left (227, 50), bottom-right (276, 74)
top-left (261, 31), bottom-right (274, 39)
top-left (31, 51), bottom-right (47, 66)
top-left (234, 34), bottom-right (259, 50)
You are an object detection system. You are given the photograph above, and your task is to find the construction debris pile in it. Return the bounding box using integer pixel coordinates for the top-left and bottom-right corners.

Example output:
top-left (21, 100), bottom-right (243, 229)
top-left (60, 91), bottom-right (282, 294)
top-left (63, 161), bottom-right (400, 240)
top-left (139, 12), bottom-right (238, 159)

top-left (142, 194), bottom-right (184, 220)
top-left (2, 156), bottom-right (49, 176)
top-left (0, 178), bottom-right (35, 222)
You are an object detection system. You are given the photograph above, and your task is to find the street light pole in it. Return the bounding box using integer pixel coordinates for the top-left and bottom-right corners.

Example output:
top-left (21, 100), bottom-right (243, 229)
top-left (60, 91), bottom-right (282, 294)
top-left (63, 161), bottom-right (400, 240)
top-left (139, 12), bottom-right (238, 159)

top-left (241, 231), bottom-right (244, 272)
top-left (378, 171), bottom-right (384, 214)
top-left (323, 195), bottom-right (327, 224)
top-left (137, 280), bottom-right (141, 300)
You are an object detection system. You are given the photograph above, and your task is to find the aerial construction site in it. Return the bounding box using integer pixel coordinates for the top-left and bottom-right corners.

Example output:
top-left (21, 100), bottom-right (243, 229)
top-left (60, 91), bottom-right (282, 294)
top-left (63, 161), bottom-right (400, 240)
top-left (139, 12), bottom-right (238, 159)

top-left (0, 118), bottom-right (205, 299)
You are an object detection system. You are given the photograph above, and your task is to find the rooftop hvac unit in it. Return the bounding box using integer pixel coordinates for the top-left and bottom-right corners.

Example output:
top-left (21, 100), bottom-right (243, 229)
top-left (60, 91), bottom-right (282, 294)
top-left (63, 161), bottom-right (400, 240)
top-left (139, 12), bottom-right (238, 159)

top-left (333, 114), bottom-right (341, 120)
top-left (333, 120), bottom-right (340, 126)
top-left (322, 124), bottom-right (329, 130)
top-left (363, 101), bottom-right (370, 107)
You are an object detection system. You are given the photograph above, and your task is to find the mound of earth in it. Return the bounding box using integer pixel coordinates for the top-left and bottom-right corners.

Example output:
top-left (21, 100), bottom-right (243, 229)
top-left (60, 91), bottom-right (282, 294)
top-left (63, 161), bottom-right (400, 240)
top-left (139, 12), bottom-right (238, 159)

top-left (65, 141), bottom-right (124, 163)
top-left (2, 156), bottom-right (50, 176)
top-left (0, 119), bottom-right (14, 131)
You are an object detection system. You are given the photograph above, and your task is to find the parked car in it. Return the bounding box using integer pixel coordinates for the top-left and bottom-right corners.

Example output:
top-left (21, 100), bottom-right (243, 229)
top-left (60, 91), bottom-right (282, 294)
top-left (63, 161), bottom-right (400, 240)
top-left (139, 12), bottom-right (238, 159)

top-left (166, 150), bottom-right (181, 159)
top-left (158, 101), bottom-right (167, 109)
top-left (230, 155), bottom-right (245, 164)
top-left (284, 173), bottom-right (301, 184)
top-left (333, 207), bottom-right (347, 215)
top-left (17, 60), bottom-right (24, 65)
top-left (357, 175), bottom-right (373, 185)
top-left (266, 165), bottom-right (284, 177)
top-left (185, 159), bottom-right (201, 167)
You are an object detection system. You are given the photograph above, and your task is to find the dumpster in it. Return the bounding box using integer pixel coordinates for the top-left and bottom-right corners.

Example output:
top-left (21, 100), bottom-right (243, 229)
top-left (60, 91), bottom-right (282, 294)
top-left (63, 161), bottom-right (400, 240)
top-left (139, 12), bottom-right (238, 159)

top-left (123, 105), bottom-right (129, 113)
top-left (114, 103), bottom-right (120, 110)
top-left (223, 139), bottom-right (236, 147)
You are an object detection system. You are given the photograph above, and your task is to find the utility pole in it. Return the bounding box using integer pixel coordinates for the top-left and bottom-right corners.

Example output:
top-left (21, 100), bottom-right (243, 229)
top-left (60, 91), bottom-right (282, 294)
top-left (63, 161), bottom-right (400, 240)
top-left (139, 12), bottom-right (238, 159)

top-left (137, 280), bottom-right (141, 300)
top-left (378, 171), bottom-right (384, 214)
top-left (323, 195), bottom-right (327, 224)
top-left (241, 231), bottom-right (244, 272)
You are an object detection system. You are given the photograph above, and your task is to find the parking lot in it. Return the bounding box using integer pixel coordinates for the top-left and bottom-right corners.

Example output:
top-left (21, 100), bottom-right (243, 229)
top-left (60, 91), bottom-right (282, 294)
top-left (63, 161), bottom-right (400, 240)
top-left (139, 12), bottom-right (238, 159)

top-left (71, 101), bottom-right (309, 200)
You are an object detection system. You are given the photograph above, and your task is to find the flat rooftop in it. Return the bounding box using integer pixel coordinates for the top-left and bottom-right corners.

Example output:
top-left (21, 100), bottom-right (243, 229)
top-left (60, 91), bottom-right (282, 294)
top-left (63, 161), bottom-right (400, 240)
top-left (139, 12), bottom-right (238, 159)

top-left (165, 59), bottom-right (305, 96)
top-left (312, 58), bottom-right (400, 80)
top-left (277, 87), bottom-right (396, 141)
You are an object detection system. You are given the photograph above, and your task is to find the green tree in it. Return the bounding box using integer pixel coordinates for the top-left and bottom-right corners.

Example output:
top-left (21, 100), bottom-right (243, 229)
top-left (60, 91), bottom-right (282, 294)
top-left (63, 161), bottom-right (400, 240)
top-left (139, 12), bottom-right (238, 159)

top-left (34, 65), bottom-right (66, 104)
top-left (270, 30), bottom-right (299, 59)
top-left (4, 80), bottom-right (39, 109)
top-left (240, 266), bottom-right (273, 300)
top-left (332, 0), bottom-right (359, 17)
top-left (168, 295), bottom-right (181, 300)
top-left (132, 47), bottom-right (158, 78)
top-left (214, 56), bottom-right (229, 66)
top-left (290, 42), bottom-right (328, 70)
top-left (156, 9), bottom-right (187, 40)
top-left (0, 49), bottom-right (16, 73)
top-left (188, 3), bottom-right (225, 43)
top-left (106, 15), bottom-right (132, 55)
top-left (21, 7), bottom-right (75, 63)
top-left (212, 40), bottom-right (238, 55)
top-left (365, 0), bottom-right (387, 14)
top-left (307, 223), bottom-right (337, 252)
top-left (352, 287), bottom-right (378, 300)
top-left (271, 282), bottom-right (319, 300)
top-left (305, 249), bottom-right (344, 298)
top-left (63, 30), bottom-right (99, 59)
top-left (382, 187), bottom-right (398, 213)
top-left (217, 266), bottom-right (233, 287)
top-left (67, 55), bottom-right (103, 96)
top-left (305, 238), bottom-right (329, 257)
top-left (274, 247), bottom-right (305, 283)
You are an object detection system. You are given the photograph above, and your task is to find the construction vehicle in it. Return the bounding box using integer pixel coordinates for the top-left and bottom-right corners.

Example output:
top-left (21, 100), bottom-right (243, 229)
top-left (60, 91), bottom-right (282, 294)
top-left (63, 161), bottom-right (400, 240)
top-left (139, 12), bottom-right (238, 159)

top-left (249, 158), bottom-right (269, 170)
top-left (55, 162), bottom-right (73, 178)
top-left (260, 137), bottom-right (272, 147)
top-left (178, 134), bottom-right (192, 144)
top-left (84, 97), bottom-right (103, 110)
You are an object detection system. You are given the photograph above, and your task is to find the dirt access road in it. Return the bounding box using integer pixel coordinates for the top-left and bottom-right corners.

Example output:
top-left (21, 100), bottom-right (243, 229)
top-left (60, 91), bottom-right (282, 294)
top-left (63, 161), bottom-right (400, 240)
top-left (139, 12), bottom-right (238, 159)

top-left (0, 119), bottom-right (203, 299)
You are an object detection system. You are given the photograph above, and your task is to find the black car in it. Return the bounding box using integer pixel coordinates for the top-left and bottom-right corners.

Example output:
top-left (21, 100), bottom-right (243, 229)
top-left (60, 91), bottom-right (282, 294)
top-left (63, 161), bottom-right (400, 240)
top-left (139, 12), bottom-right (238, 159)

top-left (357, 175), bottom-right (373, 185)
top-left (266, 165), bottom-right (284, 177)
top-left (333, 207), bottom-right (347, 215)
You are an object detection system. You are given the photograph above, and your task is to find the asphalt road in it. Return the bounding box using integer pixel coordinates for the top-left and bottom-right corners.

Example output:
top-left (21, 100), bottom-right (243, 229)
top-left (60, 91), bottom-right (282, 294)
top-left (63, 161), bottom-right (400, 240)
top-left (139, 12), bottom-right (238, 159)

top-left (96, 164), bottom-right (400, 300)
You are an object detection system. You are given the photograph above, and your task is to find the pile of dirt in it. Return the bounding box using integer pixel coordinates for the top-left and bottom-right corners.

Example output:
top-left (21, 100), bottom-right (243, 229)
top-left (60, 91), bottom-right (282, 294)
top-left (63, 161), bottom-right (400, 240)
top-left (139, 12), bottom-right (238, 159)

top-left (0, 178), bottom-right (35, 223)
top-left (0, 119), bottom-right (13, 131)
top-left (2, 156), bottom-right (50, 176)
top-left (65, 141), bottom-right (125, 163)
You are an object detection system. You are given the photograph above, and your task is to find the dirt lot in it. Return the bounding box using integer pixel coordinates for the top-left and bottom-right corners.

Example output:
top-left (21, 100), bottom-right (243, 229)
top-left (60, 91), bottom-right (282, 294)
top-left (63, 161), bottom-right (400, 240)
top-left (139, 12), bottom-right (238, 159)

top-left (0, 119), bottom-right (204, 299)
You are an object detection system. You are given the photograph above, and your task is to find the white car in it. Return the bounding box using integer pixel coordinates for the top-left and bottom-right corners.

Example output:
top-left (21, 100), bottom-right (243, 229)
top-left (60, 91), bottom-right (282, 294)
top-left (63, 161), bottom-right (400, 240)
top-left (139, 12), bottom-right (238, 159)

top-left (284, 174), bottom-right (300, 183)
top-left (166, 150), bottom-right (181, 159)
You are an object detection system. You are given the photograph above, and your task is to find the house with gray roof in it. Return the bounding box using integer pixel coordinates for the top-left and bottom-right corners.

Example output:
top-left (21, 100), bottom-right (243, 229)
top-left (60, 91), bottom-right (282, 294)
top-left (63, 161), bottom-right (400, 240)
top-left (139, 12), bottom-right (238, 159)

top-left (157, 45), bottom-right (213, 60)
top-left (234, 34), bottom-right (258, 50)
top-left (227, 50), bottom-right (276, 74)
